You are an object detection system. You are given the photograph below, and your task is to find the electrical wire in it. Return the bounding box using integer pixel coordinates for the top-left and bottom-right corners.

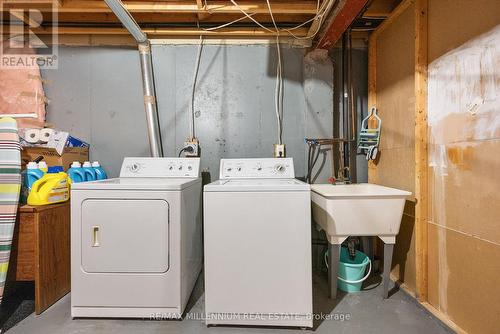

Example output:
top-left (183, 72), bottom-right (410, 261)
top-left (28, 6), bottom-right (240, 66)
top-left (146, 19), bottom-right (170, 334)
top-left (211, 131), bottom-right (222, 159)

top-left (203, 0), bottom-right (212, 14)
top-left (276, 40), bottom-right (284, 144)
top-left (266, 0), bottom-right (284, 145)
top-left (189, 35), bottom-right (204, 140)
top-left (201, 0), bottom-right (336, 40)
top-left (192, 0), bottom-right (336, 146)
top-left (230, 0), bottom-right (275, 33)
top-left (282, 0), bottom-right (337, 40)
top-left (178, 147), bottom-right (188, 157)
top-left (202, 13), bottom-right (257, 31)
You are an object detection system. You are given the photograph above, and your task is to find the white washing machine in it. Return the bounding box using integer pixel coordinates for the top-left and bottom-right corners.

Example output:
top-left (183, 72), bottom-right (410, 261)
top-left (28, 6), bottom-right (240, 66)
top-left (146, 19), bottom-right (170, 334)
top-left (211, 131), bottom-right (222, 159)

top-left (71, 157), bottom-right (202, 319)
top-left (203, 158), bottom-right (312, 328)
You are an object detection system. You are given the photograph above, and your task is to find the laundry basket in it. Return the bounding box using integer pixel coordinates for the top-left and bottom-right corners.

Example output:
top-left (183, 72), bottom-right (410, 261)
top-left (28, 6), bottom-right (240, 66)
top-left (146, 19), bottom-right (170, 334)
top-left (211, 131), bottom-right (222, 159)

top-left (337, 247), bottom-right (371, 293)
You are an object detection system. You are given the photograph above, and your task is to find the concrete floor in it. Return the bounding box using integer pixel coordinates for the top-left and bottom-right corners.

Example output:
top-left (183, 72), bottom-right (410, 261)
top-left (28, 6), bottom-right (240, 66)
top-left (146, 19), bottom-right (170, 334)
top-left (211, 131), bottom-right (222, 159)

top-left (7, 274), bottom-right (453, 334)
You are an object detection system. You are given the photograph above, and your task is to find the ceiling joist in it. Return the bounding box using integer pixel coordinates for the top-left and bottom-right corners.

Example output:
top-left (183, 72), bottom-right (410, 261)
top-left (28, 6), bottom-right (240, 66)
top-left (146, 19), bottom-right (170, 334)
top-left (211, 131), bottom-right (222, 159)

top-left (7, 25), bottom-right (309, 37)
top-left (4, 0), bottom-right (319, 15)
top-left (4, 1), bottom-right (402, 43)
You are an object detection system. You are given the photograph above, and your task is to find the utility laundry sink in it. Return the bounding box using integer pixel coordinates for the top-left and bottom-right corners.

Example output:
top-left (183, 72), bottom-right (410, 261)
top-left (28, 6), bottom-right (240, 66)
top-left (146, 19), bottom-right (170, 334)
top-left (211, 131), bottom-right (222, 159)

top-left (311, 183), bottom-right (411, 299)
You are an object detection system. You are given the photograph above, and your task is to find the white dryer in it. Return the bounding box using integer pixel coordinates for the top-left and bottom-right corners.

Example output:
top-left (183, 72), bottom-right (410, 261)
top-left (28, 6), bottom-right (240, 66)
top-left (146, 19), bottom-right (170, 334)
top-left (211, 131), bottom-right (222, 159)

top-left (71, 157), bottom-right (202, 318)
top-left (203, 158), bottom-right (312, 328)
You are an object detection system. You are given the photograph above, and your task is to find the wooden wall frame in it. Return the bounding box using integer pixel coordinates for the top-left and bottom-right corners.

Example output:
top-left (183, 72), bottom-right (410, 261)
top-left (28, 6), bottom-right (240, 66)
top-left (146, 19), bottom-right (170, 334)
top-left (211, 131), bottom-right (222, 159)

top-left (367, 0), bottom-right (429, 302)
top-left (413, 0), bottom-right (428, 302)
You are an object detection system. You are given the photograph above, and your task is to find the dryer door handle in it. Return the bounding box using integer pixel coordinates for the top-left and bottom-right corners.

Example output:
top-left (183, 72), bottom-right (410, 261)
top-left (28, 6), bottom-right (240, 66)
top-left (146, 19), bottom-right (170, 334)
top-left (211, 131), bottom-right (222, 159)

top-left (92, 226), bottom-right (100, 247)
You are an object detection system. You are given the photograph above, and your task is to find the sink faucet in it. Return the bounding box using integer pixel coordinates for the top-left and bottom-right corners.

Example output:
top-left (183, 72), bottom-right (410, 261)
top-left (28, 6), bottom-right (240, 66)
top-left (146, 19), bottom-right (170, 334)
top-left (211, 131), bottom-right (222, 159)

top-left (337, 167), bottom-right (351, 184)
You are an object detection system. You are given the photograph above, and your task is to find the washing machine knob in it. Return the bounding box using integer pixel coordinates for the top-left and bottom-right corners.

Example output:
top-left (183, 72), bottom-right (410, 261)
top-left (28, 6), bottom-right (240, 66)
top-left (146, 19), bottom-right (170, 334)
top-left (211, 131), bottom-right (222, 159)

top-left (130, 163), bottom-right (140, 173)
top-left (274, 164), bottom-right (285, 173)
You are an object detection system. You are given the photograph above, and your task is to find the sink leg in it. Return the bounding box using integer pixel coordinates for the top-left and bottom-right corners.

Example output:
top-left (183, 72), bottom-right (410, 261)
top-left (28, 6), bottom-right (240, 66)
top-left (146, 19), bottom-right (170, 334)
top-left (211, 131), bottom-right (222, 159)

top-left (382, 243), bottom-right (394, 298)
top-left (361, 236), bottom-right (373, 259)
top-left (328, 244), bottom-right (340, 299)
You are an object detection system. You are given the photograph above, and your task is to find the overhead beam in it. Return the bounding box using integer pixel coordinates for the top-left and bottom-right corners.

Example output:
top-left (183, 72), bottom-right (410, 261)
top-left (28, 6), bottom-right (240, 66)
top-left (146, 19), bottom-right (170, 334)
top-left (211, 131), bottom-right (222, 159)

top-left (314, 0), bottom-right (369, 49)
top-left (1, 0), bottom-right (62, 6)
top-left (363, 0), bottom-right (401, 18)
top-left (7, 1), bottom-right (319, 14)
top-left (52, 12), bottom-right (315, 24)
top-left (195, 0), bottom-right (210, 20)
top-left (4, 25), bottom-right (309, 37)
top-left (8, 8), bottom-right (42, 27)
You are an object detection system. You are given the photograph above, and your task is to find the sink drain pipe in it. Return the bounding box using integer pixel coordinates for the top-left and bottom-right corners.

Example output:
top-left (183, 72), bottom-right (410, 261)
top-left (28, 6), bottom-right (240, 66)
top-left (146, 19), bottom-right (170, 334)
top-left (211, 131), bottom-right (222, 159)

top-left (104, 0), bottom-right (163, 157)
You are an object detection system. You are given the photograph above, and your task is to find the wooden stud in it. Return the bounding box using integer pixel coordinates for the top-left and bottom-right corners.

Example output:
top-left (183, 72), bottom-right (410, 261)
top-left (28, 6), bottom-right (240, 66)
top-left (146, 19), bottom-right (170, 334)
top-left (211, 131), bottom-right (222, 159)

top-left (20, 1), bottom-right (319, 14)
top-left (195, 0), bottom-right (210, 21)
top-left (51, 12), bottom-right (315, 24)
top-left (414, 0), bottom-right (428, 302)
top-left (2, 0), bottom-right (62, 6)
top-left (4, 25), bottom-right (309, 37)
top-left (367, 36), bottom-right (376, 110)
top-left (366, 31), bottom-right (378, 139)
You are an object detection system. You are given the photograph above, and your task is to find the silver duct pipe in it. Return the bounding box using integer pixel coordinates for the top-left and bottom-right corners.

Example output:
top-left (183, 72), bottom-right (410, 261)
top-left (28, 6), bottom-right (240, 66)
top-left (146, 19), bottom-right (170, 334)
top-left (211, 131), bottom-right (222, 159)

top-left (138, 42), bottom-right (163, 157)
top-left (103, 0), bottom-right (163, 157)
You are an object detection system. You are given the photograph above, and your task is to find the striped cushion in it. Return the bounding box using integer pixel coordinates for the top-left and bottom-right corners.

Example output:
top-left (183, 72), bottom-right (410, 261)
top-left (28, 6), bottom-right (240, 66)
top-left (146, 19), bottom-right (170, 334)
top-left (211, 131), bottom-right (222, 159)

top-left (0, 117), bottom-right (21, 304)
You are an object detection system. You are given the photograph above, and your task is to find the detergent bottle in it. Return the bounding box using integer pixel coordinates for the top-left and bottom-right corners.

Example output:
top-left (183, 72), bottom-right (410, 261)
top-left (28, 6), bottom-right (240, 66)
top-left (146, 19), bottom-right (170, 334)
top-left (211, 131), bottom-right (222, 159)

top-left (82, 161), bottom-right (97, 181)
top-left (38, 161), bottom-right (48, 173)
top-left (24, 162), bottom-right (44, 190)
top-left (67, 161), bottom-right (86, 183)
top-left (91, 161), bottom-right (107, 180)
top-left (27, 168), bottom-right (70, 205)
top-left (20, 162), bottom-right (44, 204)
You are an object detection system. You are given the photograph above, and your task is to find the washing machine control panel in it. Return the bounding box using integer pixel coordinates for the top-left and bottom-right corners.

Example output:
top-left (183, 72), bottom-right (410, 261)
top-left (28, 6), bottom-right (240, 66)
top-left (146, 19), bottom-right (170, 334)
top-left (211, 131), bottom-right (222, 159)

top-left (219, 158), bottom-right (295, 179)
top-left (120, 157), bottom-right (200, 178)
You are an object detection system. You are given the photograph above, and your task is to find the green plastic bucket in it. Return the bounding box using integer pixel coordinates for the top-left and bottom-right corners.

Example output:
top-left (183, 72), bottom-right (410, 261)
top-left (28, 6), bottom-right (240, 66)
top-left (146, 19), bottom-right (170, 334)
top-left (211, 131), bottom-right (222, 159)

top-left (337, 247), bottom-right (371, 293)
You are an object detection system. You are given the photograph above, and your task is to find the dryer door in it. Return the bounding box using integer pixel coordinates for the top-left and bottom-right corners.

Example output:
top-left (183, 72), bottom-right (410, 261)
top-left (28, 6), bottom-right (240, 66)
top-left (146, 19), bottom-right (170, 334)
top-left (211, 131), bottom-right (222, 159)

top-left (81, 199), bottom-right (169, 273)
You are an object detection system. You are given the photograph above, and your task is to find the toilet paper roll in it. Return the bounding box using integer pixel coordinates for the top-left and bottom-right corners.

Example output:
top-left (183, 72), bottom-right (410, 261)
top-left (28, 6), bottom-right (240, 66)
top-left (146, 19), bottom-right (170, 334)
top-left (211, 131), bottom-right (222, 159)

top-left (23, 129), bottom-right (41, 144)
top-left (39, 128), bottom-right (54, 143)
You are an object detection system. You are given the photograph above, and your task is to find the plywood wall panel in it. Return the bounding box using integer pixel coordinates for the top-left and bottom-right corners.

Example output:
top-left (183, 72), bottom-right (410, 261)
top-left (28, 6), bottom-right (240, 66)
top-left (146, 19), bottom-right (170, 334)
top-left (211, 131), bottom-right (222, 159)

top-left (368, 147), bottom-right (415, 193)
top-left (428, 0), bottom-right (500, 62)
top-left (369, 2), bottom-right (417, 292)
top-left (429, 140), bottom-right (500, 245)
top-left (369, 0), bottom-right (499, 331)
top-left (427, 1), bottom-right (500, 332)
top-left (428, 223), bottom-right (500, 334)
top-left (375, 5), bottom-right (415, 151)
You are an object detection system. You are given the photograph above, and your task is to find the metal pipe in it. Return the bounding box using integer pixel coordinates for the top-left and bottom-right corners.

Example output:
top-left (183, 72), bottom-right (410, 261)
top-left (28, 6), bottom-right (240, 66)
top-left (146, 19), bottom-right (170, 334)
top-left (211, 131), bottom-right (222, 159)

top-left (103, 0), bottom-right (147, 43)
top-left (139, 42), bottom-right (164, 157)
top-left (103, 0), bottom-right (163, 157)
top-left (348, 28), bottom-right (357, 182)
top-left (341, 32), bottom-right (349, 181)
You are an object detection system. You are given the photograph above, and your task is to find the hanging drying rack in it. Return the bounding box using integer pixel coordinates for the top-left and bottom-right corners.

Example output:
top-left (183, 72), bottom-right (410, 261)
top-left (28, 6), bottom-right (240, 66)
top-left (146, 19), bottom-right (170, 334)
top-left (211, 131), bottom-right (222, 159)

top-left (358, 106), bottom-right (381, 160)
